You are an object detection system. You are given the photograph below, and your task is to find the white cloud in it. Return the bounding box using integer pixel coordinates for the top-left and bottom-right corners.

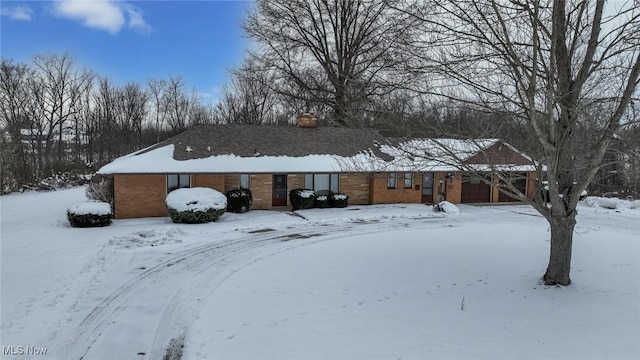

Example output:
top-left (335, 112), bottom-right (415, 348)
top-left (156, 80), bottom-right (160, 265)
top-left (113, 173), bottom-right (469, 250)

top-left (126, 5), bottom-right (152, 34)
top-left (1, 6), bottom-right (34, 21)
top-left (54, 0), bottom-right (124, 33)
top-left (54, 0), bottom-right (151, 35)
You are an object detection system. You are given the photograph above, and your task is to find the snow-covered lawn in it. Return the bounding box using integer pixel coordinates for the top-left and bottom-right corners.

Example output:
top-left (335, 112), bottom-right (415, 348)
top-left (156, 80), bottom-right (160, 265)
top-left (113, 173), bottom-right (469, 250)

top-left (1, 188), bottom-right (638, 359)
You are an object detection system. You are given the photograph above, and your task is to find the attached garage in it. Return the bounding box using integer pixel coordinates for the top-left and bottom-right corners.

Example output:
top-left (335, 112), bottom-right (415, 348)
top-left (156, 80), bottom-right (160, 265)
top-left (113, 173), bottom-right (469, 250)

top-left (497, 173), bottom-right (528, 202)
top-left (461, 175), bottom-right (492, 203)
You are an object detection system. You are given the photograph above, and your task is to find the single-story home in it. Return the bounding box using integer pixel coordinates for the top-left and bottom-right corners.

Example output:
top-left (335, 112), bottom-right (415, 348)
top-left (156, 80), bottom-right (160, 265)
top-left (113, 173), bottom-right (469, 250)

top-left (98, 114), bottom-right (538, 219)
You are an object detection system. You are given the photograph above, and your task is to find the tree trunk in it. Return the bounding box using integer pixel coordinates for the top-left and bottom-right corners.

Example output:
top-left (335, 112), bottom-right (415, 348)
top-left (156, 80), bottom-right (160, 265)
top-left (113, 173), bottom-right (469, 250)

top-left (543, 214), bottom-right (576, 285)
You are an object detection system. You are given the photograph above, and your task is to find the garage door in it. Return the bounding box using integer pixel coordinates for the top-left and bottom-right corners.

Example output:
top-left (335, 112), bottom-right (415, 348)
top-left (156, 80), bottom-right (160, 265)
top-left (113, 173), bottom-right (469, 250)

top-left (497, 173), bottom-right (528, 202)
top-left (461, 176), bottom-right (492, 203)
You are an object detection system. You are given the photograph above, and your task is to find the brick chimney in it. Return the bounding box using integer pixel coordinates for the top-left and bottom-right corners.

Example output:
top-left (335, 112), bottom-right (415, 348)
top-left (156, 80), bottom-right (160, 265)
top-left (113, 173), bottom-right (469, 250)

top-left (296, 112), bottom-right (318, 128)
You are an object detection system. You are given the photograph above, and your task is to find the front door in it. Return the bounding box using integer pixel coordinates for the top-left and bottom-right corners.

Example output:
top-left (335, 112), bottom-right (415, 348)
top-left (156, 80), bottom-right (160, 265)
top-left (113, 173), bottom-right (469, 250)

top-left (272, 174), bottom-right (288, 206)
top-left (422, 172), bottom-right (434, 203)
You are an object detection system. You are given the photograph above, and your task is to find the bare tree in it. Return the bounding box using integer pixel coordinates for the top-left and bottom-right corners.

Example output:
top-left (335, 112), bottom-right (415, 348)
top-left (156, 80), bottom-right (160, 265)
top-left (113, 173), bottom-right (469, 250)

top-left (32, 53), bottom-right (92, 167)
top-left (244, 0), bottom-right (419, 127)
top-left (92, 77), bottom-right (119, 163)
top-left (0, 59), bottom-right (34, 189)
top-left (147, 78), bottom-right (167, 142)
top-left (117, 82), bottom-right (148, 152)
top-left (162, 76), bottom-right (192, 135)
top-left (68, 70), bottom-right (95, 167)
top-left (397, 1), bottom-right (640, 285)
top-left (216, 57), bottom-right (280, 124)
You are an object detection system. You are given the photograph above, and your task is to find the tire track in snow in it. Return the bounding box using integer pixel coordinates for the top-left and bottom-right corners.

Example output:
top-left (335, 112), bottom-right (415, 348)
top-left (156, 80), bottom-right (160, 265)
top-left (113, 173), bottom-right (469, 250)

top-left (57, 223), bottom-right (358, 359)
top-left (57, 218), bottom-right (453, 359)
top-left (145, 218), bottom-right (459, 359)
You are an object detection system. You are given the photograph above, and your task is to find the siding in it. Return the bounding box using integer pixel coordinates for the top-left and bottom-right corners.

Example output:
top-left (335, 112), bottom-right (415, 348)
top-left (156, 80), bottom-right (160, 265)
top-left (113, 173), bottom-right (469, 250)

top-left (465, 142), bottom-right (532, 165)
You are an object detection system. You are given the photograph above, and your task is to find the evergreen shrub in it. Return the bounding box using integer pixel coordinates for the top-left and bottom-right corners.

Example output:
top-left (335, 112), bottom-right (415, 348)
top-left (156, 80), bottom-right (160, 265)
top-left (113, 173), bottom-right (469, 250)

top-left (167, 207), bottom-right (226, 224)
top-left (166, 187), bottom-right (227, 224)
top-left (289, 188), bottom-right (316, 210)
top-left (315, 195), bottom-right (330, 208)
top-left (67, 202), bottom-right (112, 227)
top-left (330, 192), bottom-right (349, 208)
top-left (226, 188), bottom-right (252, 213)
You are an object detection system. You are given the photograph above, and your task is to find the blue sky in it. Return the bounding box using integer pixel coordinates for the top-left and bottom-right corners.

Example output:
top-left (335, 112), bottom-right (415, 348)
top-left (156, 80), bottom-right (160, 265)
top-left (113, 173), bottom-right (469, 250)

top-left (0, 0), bottom-right (253, 102)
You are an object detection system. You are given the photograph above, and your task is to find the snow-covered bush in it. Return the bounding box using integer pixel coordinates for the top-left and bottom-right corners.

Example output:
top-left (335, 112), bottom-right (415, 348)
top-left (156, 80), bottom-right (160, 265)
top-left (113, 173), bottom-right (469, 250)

top-left (226, 188), bottom-right (252, 213)
top-left (166, 187), bottom-right (227, 224)
top-left (585, 196), bottom-right (640, 211)
top-left (329, 192), bottom-right (349, 208)
top-left (290, 189), bottom-right (316, 210)
top-left (434, 201), bottom-right (460, 215)
top-left (67, 202), bottom-right (112, 227)
top-left (86, 174), bottom-right (114, 206)
top-left (596, 197), bottom-right (619, 210)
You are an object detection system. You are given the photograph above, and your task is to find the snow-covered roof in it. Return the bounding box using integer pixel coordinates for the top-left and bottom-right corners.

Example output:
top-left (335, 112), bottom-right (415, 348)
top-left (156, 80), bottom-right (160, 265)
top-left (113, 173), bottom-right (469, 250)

top-left (98, 144), bottom-right (384, 173)
top-left (97, 124), bottom-right (536, 174)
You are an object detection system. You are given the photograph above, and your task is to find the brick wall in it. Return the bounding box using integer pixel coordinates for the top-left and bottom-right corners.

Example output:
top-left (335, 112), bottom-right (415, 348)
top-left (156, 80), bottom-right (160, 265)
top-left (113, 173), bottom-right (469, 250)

top-left (370, 172), bottom-right (422, 204)
top-left (287, 174), bottom-right (305, 206)
top-left (225, 174), bottom-right (239, 192)
top-left (339, 173), bottom-right (371, 205)
top-left (433, 172), bottom-right (462, 204)
top-left (192, 174), bottom-right (225, 192)
top-left (114, 174), bottom-right (167, 218)
top-left (251, 174), bottom-right (272, 209)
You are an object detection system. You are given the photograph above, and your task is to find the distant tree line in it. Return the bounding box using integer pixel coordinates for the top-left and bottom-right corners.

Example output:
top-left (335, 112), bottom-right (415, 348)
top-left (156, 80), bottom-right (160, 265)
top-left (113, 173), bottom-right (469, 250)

top-left (0, 53), bottom-right (215, 192)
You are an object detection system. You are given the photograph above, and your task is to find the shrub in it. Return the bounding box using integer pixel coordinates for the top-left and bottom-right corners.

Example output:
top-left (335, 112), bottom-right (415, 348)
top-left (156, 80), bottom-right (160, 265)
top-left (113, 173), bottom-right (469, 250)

top-left (315, 195), bottom-right (330, 208)
top-left (86, 174), bottom-right (114, 205)
top-left (314, 190), bottom-right (332, 208)
top-left (290, 188), bottom-right (316, 210)
top-left (67, 202), bottom-right (112, 227)
top-left (226, 188), bottom-right (252, 213)
top-left (166, 187), bottom-right (227, 224)
top-left (330, 192), bottom-right (349, 208)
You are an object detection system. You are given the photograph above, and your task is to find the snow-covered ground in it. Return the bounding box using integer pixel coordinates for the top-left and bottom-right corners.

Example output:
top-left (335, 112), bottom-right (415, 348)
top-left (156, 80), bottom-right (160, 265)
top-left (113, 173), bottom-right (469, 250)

top-left (1, 188), bottom-right (638, 360)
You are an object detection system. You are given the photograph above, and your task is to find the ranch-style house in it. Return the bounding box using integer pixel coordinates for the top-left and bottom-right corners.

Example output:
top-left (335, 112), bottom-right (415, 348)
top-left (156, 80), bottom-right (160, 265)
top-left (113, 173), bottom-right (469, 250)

top-left (98, 114), bottom-right (538, 219)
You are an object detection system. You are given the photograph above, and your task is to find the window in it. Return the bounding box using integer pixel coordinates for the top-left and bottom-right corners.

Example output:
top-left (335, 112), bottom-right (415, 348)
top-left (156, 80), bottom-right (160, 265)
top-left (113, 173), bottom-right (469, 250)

top-left (239, 174), bottom-right (250, 189)
top-left (304, 173), bottom-right (339, 193)
top-left (167, 174), bottom-right (190, 193)
top-left (314, 174), bottom-right (330, 192)
top-left (387, 173), bottom-right (397, 189)
top-left (470, 176), bottom-right (481, 184)
top-left (404, 173), bottom-right (413, 188)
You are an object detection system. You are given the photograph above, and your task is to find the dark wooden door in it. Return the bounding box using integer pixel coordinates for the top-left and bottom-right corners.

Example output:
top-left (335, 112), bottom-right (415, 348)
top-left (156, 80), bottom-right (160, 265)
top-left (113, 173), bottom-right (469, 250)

top-left (461, 176), bottom-right (492, 203)
top-left (498, 173), bottom-right (527, 202)
top-left (422, 172), bottom-right (434, 203)
top-left (272, 174), bottom-right (288, 206)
